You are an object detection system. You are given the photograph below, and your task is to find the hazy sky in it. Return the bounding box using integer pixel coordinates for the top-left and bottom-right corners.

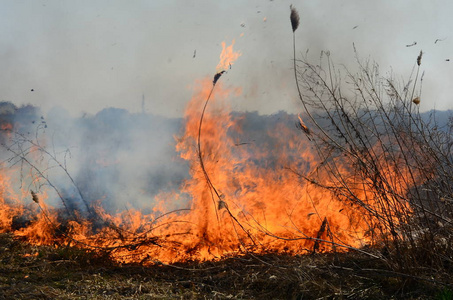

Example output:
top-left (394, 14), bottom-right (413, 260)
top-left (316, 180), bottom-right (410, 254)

top-left (0, 0), bottom-right (452, 117)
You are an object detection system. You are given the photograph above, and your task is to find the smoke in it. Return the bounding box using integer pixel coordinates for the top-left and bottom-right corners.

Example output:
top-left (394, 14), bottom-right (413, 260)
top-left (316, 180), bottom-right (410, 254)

top-left (1, 0), bottom-right (452, 120)
top-left (0, 102), bottom-right (188, 214)
top-left (1, 100), bottom-right (451, 217)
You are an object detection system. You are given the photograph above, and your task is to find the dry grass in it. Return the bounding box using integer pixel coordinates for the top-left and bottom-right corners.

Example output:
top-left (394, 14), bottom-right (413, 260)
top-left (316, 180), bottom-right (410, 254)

top-left (0, 233), bottom-right (450, 299)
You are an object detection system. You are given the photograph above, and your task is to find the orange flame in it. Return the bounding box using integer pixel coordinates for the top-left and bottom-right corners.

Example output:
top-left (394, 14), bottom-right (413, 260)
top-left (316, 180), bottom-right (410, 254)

top-left (0, 123), bottom-right (13, 131)
top-left (216, 40), bottom-right (241, 72)
top-left (0, 172), bottom-right (22, 233)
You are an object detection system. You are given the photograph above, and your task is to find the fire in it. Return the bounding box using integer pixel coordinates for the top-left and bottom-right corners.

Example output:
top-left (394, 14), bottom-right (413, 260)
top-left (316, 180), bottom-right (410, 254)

top-left (15, 200), bottom-right (59, 246)
top-left (0, 123), bottom-right (12, 131)
top-left (0, 122), bottom-right (13, 141)
top-left (0, 40), bottom-right (414, 264)
top-left (0, 172), bottom-right (22, 233)
top-left (216, 40), bottom-right (241, 72)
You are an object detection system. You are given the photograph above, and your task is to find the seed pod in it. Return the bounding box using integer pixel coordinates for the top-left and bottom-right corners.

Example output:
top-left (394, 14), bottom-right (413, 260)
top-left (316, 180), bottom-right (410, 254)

top-left (213, 71), bottom-right (225, 85)
top-left (417, 50), bottom-right (423, 66)
top-left (290, 5), bottom-right (300, 32)
top-left (31, 190), bottom-right (39, 203)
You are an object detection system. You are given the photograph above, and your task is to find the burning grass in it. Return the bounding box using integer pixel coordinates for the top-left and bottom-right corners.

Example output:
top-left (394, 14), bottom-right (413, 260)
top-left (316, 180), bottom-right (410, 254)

top-left (0, 9), bottom-right (452, 298)
top-left (1, 233), bottom-right (450, 299)
top-left (0, 41), bottom-right (382, 265)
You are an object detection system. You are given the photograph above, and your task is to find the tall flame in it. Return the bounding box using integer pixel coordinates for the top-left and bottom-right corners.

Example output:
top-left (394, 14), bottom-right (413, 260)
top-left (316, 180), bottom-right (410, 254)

top-left (216, 40), bottom-right (241, 72)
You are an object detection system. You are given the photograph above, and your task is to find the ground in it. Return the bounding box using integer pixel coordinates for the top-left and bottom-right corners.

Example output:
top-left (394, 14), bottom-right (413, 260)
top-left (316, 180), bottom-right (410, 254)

top-left (0, 233), bottom-right (451, 299)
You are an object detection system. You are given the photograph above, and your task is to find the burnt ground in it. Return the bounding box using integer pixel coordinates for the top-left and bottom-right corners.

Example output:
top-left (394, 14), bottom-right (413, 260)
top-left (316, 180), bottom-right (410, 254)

top-left (0, 233), bottom-right (451, 299)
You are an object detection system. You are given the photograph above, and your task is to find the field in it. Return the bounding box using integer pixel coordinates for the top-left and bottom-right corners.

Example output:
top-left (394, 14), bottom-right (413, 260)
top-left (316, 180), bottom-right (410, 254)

top-left (1, 233), bottom-right (451, 299)
top-left (1, 8), bottom-right (453, 299)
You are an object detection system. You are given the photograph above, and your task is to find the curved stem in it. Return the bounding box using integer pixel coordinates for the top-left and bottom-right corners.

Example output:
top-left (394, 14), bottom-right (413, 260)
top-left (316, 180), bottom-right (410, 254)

top-left (196, 81), bottom-right (256, 245)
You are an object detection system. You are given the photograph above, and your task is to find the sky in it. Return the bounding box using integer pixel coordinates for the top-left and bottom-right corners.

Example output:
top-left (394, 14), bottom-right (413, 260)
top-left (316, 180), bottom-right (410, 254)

top-left (0, 0), bottom-right (452, 118)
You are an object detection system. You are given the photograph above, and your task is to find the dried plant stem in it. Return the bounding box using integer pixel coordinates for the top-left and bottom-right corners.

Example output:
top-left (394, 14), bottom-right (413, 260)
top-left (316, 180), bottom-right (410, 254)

top-left (197, 85), bottom-right (220, 211)
top-left (3, 143), bottom-right (74, 218)
top-left (410, 50), bottom-right (423, 106)
top-left (197, 79), bottom-right (256, 246)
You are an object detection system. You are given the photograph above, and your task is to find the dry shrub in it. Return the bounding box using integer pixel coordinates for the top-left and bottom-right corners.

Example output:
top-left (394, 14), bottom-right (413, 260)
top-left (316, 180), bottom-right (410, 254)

top-left (290, 7), bottom-right (452, 283)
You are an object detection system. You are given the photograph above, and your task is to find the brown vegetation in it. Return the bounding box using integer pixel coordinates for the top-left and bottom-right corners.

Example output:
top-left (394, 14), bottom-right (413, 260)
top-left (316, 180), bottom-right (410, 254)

top-left (290, 4), bottom-right (453, 293)
top-left (1, 233), bottom-right (450, 299)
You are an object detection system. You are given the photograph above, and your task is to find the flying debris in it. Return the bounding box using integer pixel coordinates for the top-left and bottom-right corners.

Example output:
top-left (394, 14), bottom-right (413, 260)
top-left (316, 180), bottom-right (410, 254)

top-left (435, 38), bottom-right (445, 44)
top-left (352, 25), bottom-right (358, 29)
top-left (240, 22), bottom-right (245, 27)
top-left (234, 142), bottom-right (251, 146)
top-left (213, 71), bottom-right (226, 85)
top-left (193, 50), bottom-right (196, 58)
top-left (30, 89), bottom-right (34, 92)
top-left (406, 41), bottom-right (417, 47)
top-left (446, 59), bottom-right (450, 62)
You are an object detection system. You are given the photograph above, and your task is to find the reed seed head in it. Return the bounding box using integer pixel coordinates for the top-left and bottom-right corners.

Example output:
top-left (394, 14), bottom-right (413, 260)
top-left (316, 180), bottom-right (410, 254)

top-left (417, 50), bottom-right (423, 66)
top-left (412, 97), bottom-right (420, 105)
top-left (290, 5), bottom-right (300, 32)
top-left (31, 190), bottom-right (39, 203)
